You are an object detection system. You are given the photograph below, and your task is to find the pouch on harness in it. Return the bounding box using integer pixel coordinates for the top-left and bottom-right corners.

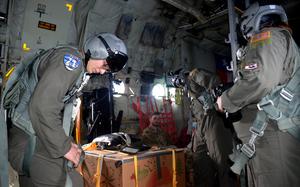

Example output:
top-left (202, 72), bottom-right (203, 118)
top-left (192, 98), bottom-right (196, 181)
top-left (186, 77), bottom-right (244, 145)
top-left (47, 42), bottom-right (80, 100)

top-left (230, 65), bottom-right (300, 175)
top-left (1, 47), bottom-right (86, 177)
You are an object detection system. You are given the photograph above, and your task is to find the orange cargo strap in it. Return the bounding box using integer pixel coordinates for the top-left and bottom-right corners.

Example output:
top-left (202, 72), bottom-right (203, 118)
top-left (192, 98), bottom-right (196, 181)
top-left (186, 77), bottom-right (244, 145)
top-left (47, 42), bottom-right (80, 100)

top-left (172, 149), bottom-right (177, 187)
top-left (75, 104), bottom-right (82, 144)
top-left (95, 154), bottom-right (104, 187)
top-left (134, 155), bottom-right (139, 187)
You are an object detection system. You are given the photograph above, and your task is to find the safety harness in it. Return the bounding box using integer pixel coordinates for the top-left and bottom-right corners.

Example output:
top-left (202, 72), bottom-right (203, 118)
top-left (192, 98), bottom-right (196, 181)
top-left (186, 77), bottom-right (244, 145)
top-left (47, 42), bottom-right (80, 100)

top-left (230, 65), bottom-right (300, 175)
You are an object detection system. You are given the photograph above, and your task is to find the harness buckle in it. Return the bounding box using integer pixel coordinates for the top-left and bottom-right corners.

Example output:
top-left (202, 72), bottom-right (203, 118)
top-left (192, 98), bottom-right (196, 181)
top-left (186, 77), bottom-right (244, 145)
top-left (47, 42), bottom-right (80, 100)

top-left (241, 143), bottom-right (255, 158)
top-left (280, 88), bottom-right (294, 102)
top-left (249, 126), bottom-right (264, 137)
top-left (270, 111), bottom-right (282, 121)
top-left (257, 100), bottom-right (274, 111)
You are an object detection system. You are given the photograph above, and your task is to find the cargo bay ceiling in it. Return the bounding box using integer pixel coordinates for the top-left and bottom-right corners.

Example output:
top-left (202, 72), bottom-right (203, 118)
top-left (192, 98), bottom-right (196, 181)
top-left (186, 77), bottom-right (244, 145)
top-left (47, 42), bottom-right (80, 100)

top-left (1, 0), bottom-right (300, 80)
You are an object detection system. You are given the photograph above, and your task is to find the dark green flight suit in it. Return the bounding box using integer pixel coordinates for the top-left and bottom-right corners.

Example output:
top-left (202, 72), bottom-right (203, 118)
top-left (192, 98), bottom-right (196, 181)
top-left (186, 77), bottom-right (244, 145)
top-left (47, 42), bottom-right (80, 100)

top-left (190, 98), bottom-right (236, 187)
top-left (9, 46), bottom-right (84, 187)
top-left (221, 27), bottom-right (300, 187)
top-left (188, 69), bottom-right (236, 187)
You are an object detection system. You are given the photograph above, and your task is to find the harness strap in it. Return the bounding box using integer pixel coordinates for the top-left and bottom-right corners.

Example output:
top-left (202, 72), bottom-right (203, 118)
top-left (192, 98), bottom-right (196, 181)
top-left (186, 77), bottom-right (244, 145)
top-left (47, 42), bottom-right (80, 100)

top-left (231, 68), bottom-right (300, 174)
top-left (230, 111), bottom-right (268, 175)
top-left (0, 109), bottom-right (9, 187)
top-left (63, 72), bottom-right (89, 187)
top-left (65, 173), bottom-right (73, 187)
top-left (278, 66), bottom-right (300, 113)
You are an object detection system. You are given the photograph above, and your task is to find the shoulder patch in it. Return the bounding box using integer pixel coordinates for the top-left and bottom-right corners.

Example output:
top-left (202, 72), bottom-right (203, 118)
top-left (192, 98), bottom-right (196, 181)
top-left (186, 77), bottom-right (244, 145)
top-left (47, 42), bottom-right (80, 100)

top-left (251, 31), bottom-right (271, 43)
top-left (250, 31), bottom-right (271, 48)
top-left (63, 54), bottom-right (81, 71)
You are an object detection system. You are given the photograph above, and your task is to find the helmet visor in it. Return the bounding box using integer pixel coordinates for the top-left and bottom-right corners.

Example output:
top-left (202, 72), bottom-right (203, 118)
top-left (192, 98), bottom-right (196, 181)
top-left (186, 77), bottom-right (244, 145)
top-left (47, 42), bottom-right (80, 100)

top-left (106, 50), bottom-right (128, 73)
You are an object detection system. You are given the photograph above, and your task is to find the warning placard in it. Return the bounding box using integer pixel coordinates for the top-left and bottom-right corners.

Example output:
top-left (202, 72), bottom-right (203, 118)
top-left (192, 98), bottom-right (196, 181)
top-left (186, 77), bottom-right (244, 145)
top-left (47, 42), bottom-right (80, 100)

top-left (38, 21), bottom-right (56, 31)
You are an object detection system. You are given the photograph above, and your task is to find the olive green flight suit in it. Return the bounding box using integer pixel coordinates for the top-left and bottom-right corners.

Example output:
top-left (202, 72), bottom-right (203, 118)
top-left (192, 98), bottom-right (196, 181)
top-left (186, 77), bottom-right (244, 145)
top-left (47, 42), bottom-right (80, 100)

top-left (9, 46), bottom-right (84, 187)
top-left (188, 69), bottom-right (236, 187)
top-left (190, 99), bottom-right (235, 187)
top-left (221, 27), bottom-right (300, 187)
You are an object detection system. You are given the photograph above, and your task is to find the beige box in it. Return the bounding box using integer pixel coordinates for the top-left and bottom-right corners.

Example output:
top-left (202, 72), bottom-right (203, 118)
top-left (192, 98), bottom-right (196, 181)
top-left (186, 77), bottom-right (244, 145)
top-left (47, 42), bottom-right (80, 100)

top-left (78, 149), bottom-right (185, 187)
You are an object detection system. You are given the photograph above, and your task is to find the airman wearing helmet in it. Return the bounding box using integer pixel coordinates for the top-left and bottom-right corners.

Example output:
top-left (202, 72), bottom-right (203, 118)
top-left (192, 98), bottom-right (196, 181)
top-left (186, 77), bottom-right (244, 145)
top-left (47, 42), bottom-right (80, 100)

top-left (84, 33), bottom-right (128, 74)
top-left (216, 2), bottom-right (300, 186)
top-left (187, 68), bottom-right (236, 187)
top-left (6, 32), bottom-right (128, 187)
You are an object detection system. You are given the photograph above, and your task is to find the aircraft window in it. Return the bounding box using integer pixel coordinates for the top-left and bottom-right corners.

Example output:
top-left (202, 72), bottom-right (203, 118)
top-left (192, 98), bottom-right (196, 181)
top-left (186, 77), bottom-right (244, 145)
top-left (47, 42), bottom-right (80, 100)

top-left (152, 83), bottom-right (165, 98)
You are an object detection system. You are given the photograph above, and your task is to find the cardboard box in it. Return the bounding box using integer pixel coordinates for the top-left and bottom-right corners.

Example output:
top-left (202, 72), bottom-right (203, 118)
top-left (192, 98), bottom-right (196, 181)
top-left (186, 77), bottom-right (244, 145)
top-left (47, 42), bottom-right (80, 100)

top-left (79, 149), bottom-right (185, 187)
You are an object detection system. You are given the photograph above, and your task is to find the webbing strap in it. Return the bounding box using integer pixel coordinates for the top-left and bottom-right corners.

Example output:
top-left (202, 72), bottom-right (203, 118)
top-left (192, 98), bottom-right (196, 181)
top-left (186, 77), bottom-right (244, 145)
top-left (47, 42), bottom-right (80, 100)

top-left (65, 174), bottom-right (73, 187)
top-left (230, 151), bottom-right (250, 175)
top-left (63, 102), bottom-right (74, 136)
top-left (172, 150), bottom-right (177, 187)
top-left (0, 109), bottom-right (8, 187)
top-left (230, 111), bottom-right (268, 175)
top-left (250, 110), bottom-right (268, 137)
top-left (287, 126), bottom-right (300, 141)
top-left (277, 117), bottom-right (297, 131)
top-left (277, 67), bottom-right (300, 113)
top-left (63, 72), bottom-right (89, 187)
top-left (259, 68), bottom-right (300, 139)
top-left (63, 73), bottom-right (90, 103)
top-left (257, 97), bottom-right (280, 119)
top-left (95, 155), bottom-right (104, 187)
top-left (62, 72), bottom-right (90, 136)
top-left (134, 155), bottom-right (138, 187)
top-left (257, 100), bottom-right (300, 140)
top-left (280, 67), bottom-right (300, 102)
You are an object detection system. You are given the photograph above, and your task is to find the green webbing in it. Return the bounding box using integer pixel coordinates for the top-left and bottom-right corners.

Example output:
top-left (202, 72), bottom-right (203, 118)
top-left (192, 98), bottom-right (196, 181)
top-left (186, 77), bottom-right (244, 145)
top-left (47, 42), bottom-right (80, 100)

top-left (287, 126), bottom-right (300, 141)
top-left (270, 67), bottom-right (300, 140)
top-left (62, 102), bottom-right (74, 136)
top-left (230, 151), bottom-right (250, 175)
top-left (65, 173), bottom-right (73, 187)
top-left (0, 109), bottom-right (8, 187)
top-left (230, 111), bottom-right (268, 175)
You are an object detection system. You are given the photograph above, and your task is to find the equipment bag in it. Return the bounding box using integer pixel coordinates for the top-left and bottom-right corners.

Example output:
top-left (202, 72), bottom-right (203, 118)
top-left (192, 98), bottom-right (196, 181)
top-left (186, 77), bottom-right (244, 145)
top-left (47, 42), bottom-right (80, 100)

top-left (1, 49), bottom-right (50, 135)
